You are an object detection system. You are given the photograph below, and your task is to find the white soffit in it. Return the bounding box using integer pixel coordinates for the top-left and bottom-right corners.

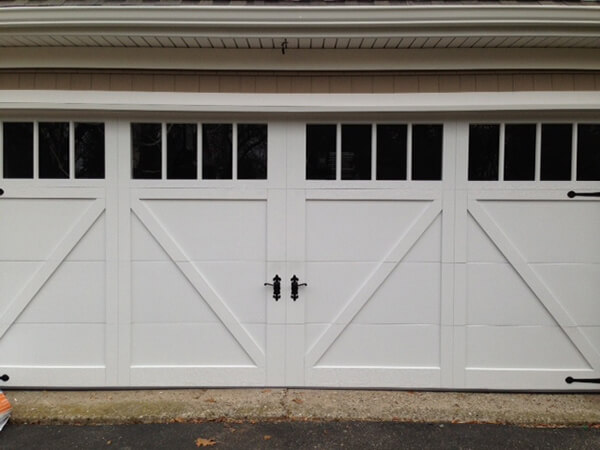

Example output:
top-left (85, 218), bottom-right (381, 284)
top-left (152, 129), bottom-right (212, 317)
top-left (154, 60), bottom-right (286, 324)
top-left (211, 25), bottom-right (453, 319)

top-left (0, 5), bottom-right (600, 49)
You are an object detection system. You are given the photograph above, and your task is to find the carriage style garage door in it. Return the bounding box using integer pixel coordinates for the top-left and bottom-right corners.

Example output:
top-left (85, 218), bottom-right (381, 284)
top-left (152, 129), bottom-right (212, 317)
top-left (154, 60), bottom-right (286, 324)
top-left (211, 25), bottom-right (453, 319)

top-left (0, 118), bottom-right (599, 390)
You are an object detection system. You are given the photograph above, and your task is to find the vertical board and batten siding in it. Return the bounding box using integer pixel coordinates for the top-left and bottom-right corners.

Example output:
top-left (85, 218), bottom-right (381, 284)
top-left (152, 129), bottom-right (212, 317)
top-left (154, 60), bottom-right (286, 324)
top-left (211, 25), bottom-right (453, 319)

top-left (0, 71), bottom-right (599, 93)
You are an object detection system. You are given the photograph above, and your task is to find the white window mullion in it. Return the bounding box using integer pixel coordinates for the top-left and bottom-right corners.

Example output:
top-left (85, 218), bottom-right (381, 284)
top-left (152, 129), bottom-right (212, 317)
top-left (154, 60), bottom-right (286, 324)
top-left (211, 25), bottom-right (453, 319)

top-left (69, 121), bottom-right (75, 179)
top-left (33, 120), bottom-right (39, 179)
top-left (571, 123), bottom-right (578, 181)
top-left (534, 122), bottom-right (541, 181)
top-left (161, 122), bottom-right (167, 180)
top-left (232, 123), bottom-right (238, 180)
top-left (498, 123), bottom-right (505, 181)
top-left (371, 123), bottom-right (377, 180)
top-left (197, 122), bottom-right (203, 180)
top-left (336, 123), bottom-right (342, 180)
top-left (407, 124), bottom-right (413, 181)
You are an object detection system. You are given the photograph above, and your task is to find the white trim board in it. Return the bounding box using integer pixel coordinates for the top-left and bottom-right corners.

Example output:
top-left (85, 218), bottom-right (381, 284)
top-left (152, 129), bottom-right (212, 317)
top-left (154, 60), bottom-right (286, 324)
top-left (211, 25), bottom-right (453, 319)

top-left (2, 48), bottom-right (600, 71)
top-left (1, 90), bottom-right (600, 113)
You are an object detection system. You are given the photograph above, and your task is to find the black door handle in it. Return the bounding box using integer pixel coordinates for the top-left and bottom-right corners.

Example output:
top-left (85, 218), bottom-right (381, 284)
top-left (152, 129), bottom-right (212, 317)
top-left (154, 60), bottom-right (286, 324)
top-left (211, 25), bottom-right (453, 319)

top-left (290, 275), bottom-right (307, 301)
top-left (264, 275), bottom-right (281, 301)
top-left (567, 191), bottom-right (600, 198)
top-left (565, 376), bottom-right (600, 384)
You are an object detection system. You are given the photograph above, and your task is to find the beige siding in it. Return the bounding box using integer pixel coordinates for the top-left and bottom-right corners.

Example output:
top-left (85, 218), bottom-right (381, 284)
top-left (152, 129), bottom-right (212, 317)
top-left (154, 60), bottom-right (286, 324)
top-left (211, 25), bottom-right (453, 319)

top-left (0, 70), bottom-right (599, 93)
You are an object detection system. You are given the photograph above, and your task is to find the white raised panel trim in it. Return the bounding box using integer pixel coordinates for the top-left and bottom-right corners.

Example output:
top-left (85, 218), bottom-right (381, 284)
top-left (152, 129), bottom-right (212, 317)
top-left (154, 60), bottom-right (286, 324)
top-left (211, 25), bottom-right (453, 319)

top-left (467, 199), bottom-right (600, 372)
top-left (130, 197), bottom-right (266, 367)
top-left (305, 199), bottom-right (443, 367)
top-left (0, 198), bottom-right (105, 340)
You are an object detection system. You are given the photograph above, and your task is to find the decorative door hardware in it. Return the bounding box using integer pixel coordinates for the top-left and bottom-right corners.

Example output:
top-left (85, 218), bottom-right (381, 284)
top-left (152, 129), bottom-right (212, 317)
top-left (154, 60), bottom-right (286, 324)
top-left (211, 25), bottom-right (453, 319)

top-left (264, 275), bottom-right (281, 301)
top-left (565, 376), bottom-right (600, 384)
top-left (567, 191), bottom-right (600, 198)
top-left (290, 275), bottom-right (307, 301)
top-left (0, 188), bottom-right (4, 196)
top-left (0, 375), bottom-right (8, 382)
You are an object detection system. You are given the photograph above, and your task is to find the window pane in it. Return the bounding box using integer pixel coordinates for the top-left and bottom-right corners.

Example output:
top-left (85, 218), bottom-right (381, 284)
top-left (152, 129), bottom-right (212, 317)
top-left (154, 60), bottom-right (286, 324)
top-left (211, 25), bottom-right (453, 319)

top-left (167, 123), bottom-right (197, 180)
top-left (75, 123), bottom-right (105, 179)
top-left (3, 122), bottom-right (33, 178)
top-left (238, 124), bottom-right (267, 180)
top-left (577, 124), bottom-right (600, 181)
top-left (132, 123), bottom-right (161, 179)
top-left (469, 124), bottom-right (499, 181)
top-left (202, 124), bottom-right (232, 179)
top-left (504, 124), bottom-right (536, 181)
top-left (541, 124), bottom-right (572, 181)
top-left (39, 122), bottom-right (69, 179)
top-left (342, 124), bottom-right (371, 180)
top-left (306, 124), bottom-right (336, 180)
top-left (412, 124), bottom-right (443, 180)
top-left (377, 124), bottom-right (407, 180)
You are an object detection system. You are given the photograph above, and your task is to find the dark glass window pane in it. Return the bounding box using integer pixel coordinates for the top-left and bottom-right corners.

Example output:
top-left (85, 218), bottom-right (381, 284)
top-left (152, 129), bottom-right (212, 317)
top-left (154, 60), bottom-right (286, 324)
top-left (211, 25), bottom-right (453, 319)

top-left (577, 124), bottom-right (600, 181)
top-left (238, 124), bottom-right (267, 180)
top-left (504, 124), bottom-right (536, 181)
top-left (202, 124), bottom-right (232, 179)
top-left (39, 122), bottom-right (69, 179)
top-left (75, 123), bottom-right (105, 179)
top-left (132, 123), bottom-right (161, 179)
top-left (342, 124), bottom-right (371, 180)
top-left (167, 123), bottom-right (197, 180)
top-left (413, 124), bottom-right (443, 180)
top-left (306, 124), bottom-right (336, 180)
top-left (3, 122), bottom-right (33, 178)
top-left (377, 124), bottom-right (407, 180)
top-left (469, 124), bottom-right (499, 181)
top-left (541, 124), bottom-right (572, 181)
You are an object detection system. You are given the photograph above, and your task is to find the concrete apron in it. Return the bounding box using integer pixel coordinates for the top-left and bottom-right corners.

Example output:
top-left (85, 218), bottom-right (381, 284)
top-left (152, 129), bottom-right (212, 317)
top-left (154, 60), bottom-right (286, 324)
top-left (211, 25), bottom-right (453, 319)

top-left (4, 390), bottom-right (600, 427)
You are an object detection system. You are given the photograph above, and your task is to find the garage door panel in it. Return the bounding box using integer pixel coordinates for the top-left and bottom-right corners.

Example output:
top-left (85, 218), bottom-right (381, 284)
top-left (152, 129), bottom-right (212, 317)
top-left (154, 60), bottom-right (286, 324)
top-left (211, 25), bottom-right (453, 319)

top-left (478, 200), bottom-right (600, 263)
top-left (467, 213), bottom-right (505, 263)
top-left (131, 323), bottom-right (255, 366)
top-left (17, 261), bottom-right (105, 324)
top-left (0, 198), bottom-right (96, 260)
top-left (132, 261), bottom-right (219, 324)
top-left (194, 262), bottom-right (267, 325)
top-left (140, 199), bottom-right (267, 261)
top-left (316, 324), bottom-right (440, 368)
top-left (65, 213), bottom-right (106, 261)
top-left (131, 214), bottom-right (170, 262)
top-left (467, 263), bottom-right (555, 326)
top-left (404, 214), bottom-right (442, 263)
top-left (354, 262), bottom-right (441, 325)
top-left (0, 323), bottom-right (105, 366)
top-left (306, 200), bottom-right (431, 262)
top-left (466, 325), bottom-right (591, 370)
top-left (0, 262), bottom-right (42, 312)
top-left (305, 262), bottom-right (377, 325)
top-left (533, 264), bottom-right (600, 327)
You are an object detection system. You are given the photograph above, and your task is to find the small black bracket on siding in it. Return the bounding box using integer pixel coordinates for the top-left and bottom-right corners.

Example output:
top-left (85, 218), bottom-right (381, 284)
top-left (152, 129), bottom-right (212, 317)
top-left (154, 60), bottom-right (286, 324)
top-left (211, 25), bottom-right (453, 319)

top-left (565, 376), bottom-right (600, 384)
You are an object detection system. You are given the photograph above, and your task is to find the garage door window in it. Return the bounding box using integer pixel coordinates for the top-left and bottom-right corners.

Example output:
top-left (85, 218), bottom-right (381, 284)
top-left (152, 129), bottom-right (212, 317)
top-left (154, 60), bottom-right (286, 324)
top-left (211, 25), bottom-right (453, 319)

top-left (577, 124), bottom-right (600, 181)
top-left (2, 121), bottom-right (105, 179)
top-left (468, 122), bottom-right (600, 181)
top-left (132, 122), bottom-right (267, 180)
top-left (307, 123), bottom-right (443, 181)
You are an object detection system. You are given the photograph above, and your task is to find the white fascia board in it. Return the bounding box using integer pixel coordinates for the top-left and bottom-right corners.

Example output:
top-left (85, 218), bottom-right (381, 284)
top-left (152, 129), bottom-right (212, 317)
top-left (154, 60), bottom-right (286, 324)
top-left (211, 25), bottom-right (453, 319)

top-left (1, 5), bottom-right (600, 37)
top-left (1, 90), bottom-right (599, 113)
top-left (3, 47), bottom-right (600, 71)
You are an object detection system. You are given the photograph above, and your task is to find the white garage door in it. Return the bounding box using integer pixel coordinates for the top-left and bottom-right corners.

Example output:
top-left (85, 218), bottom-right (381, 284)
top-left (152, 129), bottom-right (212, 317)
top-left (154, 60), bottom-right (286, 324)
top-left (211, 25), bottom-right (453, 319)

top-left (0, 117), bottom-right (598, 390)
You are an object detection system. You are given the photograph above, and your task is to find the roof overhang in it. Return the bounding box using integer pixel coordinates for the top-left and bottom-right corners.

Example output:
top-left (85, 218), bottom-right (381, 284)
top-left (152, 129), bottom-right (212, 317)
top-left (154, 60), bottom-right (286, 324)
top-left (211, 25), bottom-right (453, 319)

top-left (1, 4), bottom-right (600, 71)
top-left (1, 5), bottom-right (600, 47)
